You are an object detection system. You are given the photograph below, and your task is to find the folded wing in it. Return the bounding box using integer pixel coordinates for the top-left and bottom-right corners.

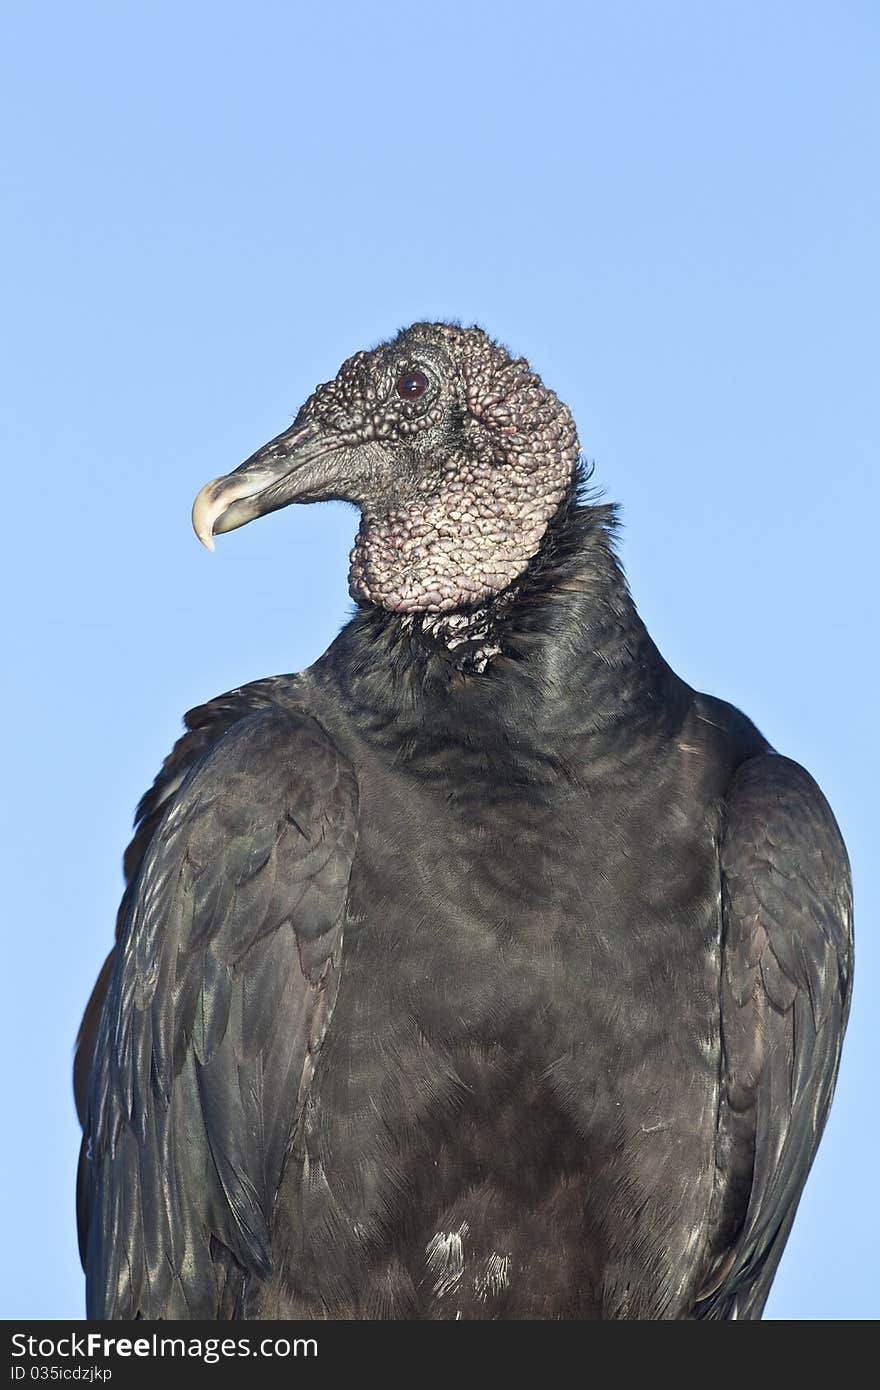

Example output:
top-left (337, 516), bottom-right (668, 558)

top-left (79, 706), bottom-right (359, 1318)
top-left (696, 754), bottom-right (852, 1318)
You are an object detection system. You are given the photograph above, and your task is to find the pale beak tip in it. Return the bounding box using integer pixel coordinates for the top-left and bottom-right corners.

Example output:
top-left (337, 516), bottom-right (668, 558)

top-left (192, 509), bottom-right (217, 551)
top-left (191, 480), bottom-right (225, 552)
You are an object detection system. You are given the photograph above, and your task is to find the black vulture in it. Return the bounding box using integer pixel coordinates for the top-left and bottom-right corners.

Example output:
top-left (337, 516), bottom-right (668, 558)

top-left (75, 322), bottom-right (852, 1319)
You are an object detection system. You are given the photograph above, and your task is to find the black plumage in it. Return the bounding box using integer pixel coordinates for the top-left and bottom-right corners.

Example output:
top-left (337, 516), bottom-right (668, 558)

top-left (76, 323), bottom-right (852, 1319)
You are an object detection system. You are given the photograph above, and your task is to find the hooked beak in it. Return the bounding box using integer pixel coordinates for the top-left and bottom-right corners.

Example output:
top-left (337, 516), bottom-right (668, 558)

top-left (192, 421), bottom-right (345, 551)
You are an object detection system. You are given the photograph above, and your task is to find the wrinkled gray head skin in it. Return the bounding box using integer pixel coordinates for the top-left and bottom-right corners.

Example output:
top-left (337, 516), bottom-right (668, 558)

top-left (193, 323), bottom-right (580, 615)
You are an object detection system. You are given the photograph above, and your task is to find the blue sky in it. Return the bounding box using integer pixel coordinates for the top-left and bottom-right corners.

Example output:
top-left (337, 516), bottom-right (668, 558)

top-left (1, 1), bottom-right (876, 1319)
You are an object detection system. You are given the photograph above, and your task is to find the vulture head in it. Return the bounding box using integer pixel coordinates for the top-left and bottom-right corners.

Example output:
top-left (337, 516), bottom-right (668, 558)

top-left (192, 323), bottom-right (580, 614)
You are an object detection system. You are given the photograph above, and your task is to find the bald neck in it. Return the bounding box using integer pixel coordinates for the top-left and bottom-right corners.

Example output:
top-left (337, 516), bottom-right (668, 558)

top-left (314, 478), bottom-right (688, 755)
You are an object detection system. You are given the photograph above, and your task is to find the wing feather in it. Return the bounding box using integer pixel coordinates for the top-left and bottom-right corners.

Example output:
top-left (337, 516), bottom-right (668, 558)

top-left (696, 754), bottom-right (852, 1319)
top-left (79, 705), bottom-right (358, 1319)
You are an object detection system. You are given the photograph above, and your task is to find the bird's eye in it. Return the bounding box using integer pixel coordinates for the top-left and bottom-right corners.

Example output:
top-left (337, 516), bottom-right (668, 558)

top-left (396, 369), bottom-right (429, 400)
